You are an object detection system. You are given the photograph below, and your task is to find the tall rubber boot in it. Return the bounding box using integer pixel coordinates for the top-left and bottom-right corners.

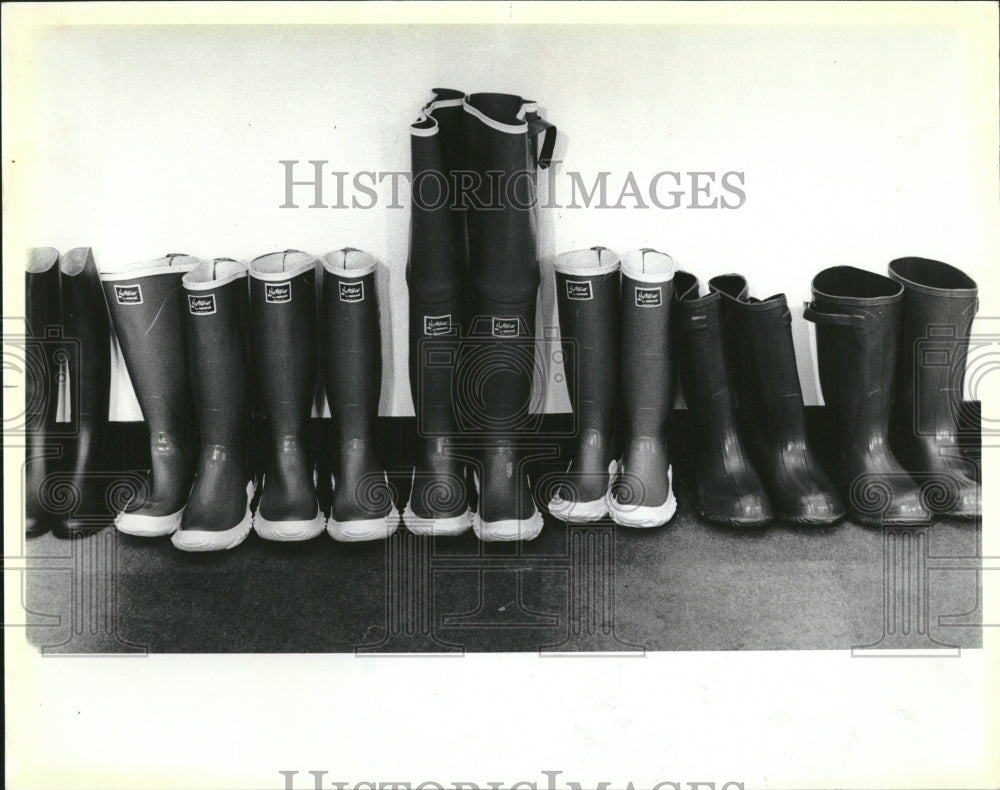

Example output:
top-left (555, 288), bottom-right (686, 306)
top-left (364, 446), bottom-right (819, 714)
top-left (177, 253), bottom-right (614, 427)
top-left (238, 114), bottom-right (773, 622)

top-left (101, 254), bottom-right (197, 536)
top-left (405, 88), bottom-right (473, 535)
top-left (172, 259), bottom-right (255, 551)
top-left (24, 247), bottom-right (63, 537)
top-left (56, 247), bottom-right (112, 537)
top-left (463, 92), bottom-right (555, 542)
top-left (673, 271), bottom-right (773, 527)
top-left (606, 249), bottom-right (677, 528)
top-left (321, 249), bottom-right (397, 541)
top-left (249, 250), bottom-right (324, 541)
top-left (888, 256), bottom-right (980, 520)
top-left (709, 275), bottom-right (845, 525)
top-left (547, 247), bottom-right (621, 522)
top-left (804, 266), bottom-right (930, 525)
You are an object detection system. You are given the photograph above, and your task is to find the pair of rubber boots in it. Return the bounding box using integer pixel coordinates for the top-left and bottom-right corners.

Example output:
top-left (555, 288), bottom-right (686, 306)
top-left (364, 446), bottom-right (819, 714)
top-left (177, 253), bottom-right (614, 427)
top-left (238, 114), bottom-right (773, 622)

top-left (102, 249), bottom-right (393, 551)
top-left (405, 88), bottom-right (556, 541)
top-left (805, 259), bottom-right (980, 525)
top-left (547, 247), bottom-right (678, 528)
top-left (24, 247), bottom-right (111, 538)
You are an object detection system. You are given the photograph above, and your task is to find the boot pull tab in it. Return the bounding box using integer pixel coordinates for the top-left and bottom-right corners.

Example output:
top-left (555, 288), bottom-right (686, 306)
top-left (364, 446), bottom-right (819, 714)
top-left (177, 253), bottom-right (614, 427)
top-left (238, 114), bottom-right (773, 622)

top-left (525, 109), bottom-right (557, 169)
top-left (803, 301), bottom-right (867, 331)
top-left (679, 313), bottom-right (709, 332)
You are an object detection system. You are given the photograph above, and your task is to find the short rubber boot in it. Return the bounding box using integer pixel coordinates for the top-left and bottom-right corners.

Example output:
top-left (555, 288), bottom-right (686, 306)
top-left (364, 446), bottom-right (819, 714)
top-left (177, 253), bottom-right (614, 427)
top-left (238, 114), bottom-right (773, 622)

top-left (606, 249), bottom-right (678, 528)
top-left (172, 259), bottom-right (255, 551)
top-left (889, 257), bottom-right (980, 520)
top-left (804, 266), bottom-right (930, 526)
top-left (548, 247), bottom-right (621, 522)
top-left (55, 247), bottom-right (113, 537)
top-left (405, 88), bottom-right (472, 536)
top-left (101, 254), bottom-right (198, 536)
top-left (673, 271), bottom-right (773, 527)
top-left (24, 247), bottom-right (63, 537)
top-left (710, 274), bottom-right (845, 526)
top-left (321, 249), bottom-right (397, 542)
top-left (249, 250), bottom-right (324, 541)
top-left (462, 92), bottom-right (555, 542)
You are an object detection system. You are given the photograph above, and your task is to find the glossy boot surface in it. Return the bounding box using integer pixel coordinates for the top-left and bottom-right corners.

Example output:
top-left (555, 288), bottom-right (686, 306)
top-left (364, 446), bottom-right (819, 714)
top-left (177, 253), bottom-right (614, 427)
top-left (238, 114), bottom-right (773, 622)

top-left (804, 266), bottom-right (930, 526)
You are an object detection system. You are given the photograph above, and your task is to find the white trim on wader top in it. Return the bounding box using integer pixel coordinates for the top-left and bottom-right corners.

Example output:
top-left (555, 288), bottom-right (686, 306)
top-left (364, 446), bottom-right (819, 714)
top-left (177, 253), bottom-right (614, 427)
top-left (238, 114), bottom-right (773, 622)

top-left (554, 247), bottom-right (621, 276)
top-left (402, 468), bottom-right (473, 536)
top-left (59, 247), bottom-right (93, 277)
top-left (470, 470), bottom-right (545, 542)
top-left (99, 254), bottom-right (201, 281)
top-left (547, 459), bottom-right (617, 523)
top-left (606, 464), bottom-right (677, 528)
top-left (621, 249), bottom-right (675, 283)
top-left (321, 248), bottom-right (378, 278)
top-left (115, 506), bottom-right (184, 537)
top-left (171, 481), bottom-right (256, 551)
top-left (463, 98), bottom-right (530, 135)
top-left (27, 247), bottom-right (59, 273)
top-left (249, 250), bottom-right (318, 281)
top-left (411, 93), bottom-right (466, 137)
top-left (182, 258), bottom-right (248, 290)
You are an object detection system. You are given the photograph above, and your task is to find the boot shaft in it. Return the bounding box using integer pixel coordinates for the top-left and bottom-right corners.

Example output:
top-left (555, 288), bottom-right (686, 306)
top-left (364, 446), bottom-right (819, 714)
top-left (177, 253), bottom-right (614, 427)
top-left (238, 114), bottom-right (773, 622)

top-left (60, 247), bottom-right (110, 422)
top-left (25, 248), bottom-right (63, 428)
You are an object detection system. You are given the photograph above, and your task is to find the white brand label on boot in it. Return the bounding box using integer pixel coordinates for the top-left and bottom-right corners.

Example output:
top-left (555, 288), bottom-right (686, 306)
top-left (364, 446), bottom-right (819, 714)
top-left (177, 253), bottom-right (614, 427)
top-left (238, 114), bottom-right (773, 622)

top-left (188, 294), bottom-right (216, 315)
top-left (339, 281), bottom-right (364, 303)
top-left (114, 284), bottom-right (143, 305)
top-left (424, 314), bottom-right (452, 335)
top-left (635, 287), bottom-right (662, 307)
top-left (492, 317), bottom-right (519, 337)
top-left (265, 282), bottom-right (291, 303)
top-left (566, 280), bottom-right (593, 300)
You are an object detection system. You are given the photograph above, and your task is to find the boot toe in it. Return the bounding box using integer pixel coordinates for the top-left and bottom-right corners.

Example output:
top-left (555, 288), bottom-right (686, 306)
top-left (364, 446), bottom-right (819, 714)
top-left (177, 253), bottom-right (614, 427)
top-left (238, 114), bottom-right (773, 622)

top-left (779, 490), bottom-right (846, 526)
top-left (701, 492), bottom-right (773, 528)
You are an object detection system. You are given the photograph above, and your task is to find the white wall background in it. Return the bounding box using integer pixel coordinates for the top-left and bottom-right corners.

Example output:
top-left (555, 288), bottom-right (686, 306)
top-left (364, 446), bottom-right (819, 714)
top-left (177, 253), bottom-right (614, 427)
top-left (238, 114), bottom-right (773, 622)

top-left (8, 21), bottom-right (997, 419)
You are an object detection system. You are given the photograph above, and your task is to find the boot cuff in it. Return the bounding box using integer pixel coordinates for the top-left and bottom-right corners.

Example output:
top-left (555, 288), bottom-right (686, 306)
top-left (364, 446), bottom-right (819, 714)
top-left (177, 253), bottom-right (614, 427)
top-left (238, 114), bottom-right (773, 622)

top-left (708, 273), bottom-right (749, 301)
top-left (322, 248), bottom-right (377, 277)
top-left (182, 258), bottom-right (248, 290)
top-left (99, 254), bottom-right (201, 281)
top-left (554, 247), bottom-right (621, 275)
top-left (250, 250), bottom-right (318, 280)
top-left (411, 88), bottom-right (466, 137)
top-left (673, 270), bottom-right (701, 301)
top-left (27, 247), bottom-right (59, 274)
top-left (889, 256), bottom-right (978, 296)
top-left (811, 266), bottom-right (902, 307)
top-left (59, 247), bottom-right (95, 277)
top-left (464, 93), bottom-right (533, 134)
top-left (622, 248), bottom-right (675, 283)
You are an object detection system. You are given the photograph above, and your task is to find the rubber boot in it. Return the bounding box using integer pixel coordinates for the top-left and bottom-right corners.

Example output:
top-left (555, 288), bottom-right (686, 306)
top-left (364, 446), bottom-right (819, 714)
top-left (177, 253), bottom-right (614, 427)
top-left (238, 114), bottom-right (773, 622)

top-left (888, 256), bottom-right (980, 520)
top-left (606, 249), bottom-right (677, 528)
top-left (804, 266), bottom-right (930, 525)
top-left (249, 250), bottom-right (324, 541)
top-left (709, 275), bottom-right (845, 525)
top-left (101, 254), bottom-right (198, 536)
top-left (462, 92), bottom-right (555, 542)
top-left (24, 247), bottom-right (63, 537)
top-left (547, 247), bottom-right (621, 522)
top-left (321, 249), bottom-right (397, 541)
top-left (405, 88), bottom-right (473, 535)
top-left (55, 247), bottom-right (113, 537)
top-left (673, 271), bottom-right (773, 527)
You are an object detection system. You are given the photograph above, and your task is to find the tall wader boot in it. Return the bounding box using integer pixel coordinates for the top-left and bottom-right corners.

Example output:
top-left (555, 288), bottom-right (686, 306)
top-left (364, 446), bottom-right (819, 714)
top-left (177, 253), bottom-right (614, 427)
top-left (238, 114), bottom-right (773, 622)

top-left (673, 271), bottom-right (773, 527)
top-left (101, 254), bottom-right (198, 536)
top-left (462, 92), bottom-right (556, 542)
top-left (710, 275), bottom-right (844, 525)
top-left (888, 257), bottom-right (980, 520)
top-left (606, 249), bottom-right (678, 528)
top-left (405, 88), bottom-right (473, 535)
top-left (172, 259), bottom-right (256, 551)
top-left (57, 247), bottom-right (113, 537)
top-left (321, 249), bottom-right (397, 541)
top-left (547, 247), bottom-right (621, 522)
top-left (249, 251), bottom-right (324, 541)
top-left (804, 266), bottom-right (930, 526)
top-left (24, 248), bottom-right (63, 537)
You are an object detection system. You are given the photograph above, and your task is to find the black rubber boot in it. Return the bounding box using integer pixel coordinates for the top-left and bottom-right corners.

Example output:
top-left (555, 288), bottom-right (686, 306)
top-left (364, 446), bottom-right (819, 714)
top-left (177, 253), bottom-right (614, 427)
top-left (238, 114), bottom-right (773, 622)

top-left (607, 249), bottom-right (678, 528)
top-left (463, 92), bottom-right (555, 541)
top-left (405, 88), bottom-right (473, 535)
top-left (804, 266), bottom-right (930, 526)
top-left (249, 250), bottom-right (324, 541)
top-left (673, 271), bottom-right (773, 527)
top-left (547, 247), bottom-right (621, 522)
top-left (101, 254), bottom-right (197, 537)
top-left (55, 247), bottom-right (113, 538)
top-left (710, 274), bottom-right (845, 526)
top-left (888, 257), bottom-right (980, 520)
top-left (321, 249), bottom-right (396, 541)
top-left (172, 259), bottom-right (255, 551)
top-left (24, 247), bottom-right (63, 537)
